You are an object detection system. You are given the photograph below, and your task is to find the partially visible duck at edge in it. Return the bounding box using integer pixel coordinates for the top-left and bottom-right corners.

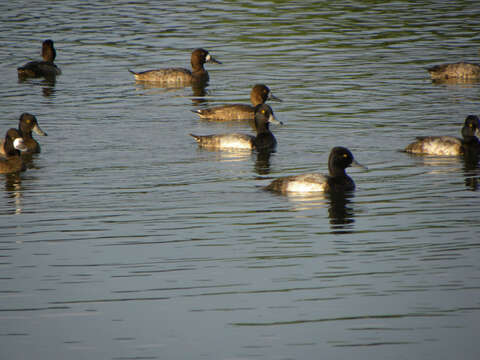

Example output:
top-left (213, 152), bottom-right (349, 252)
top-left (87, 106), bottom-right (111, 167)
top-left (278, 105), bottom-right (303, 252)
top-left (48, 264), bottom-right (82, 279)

top-left (194, 84), bottom-right (282, 121)
top-left (0, 129), bottom-right (28, 174)
top-left (427, 61), bottom-right (480, 80)
top-left (129, 48), bottom-right (221, 86)
top-left (190, 104), bottom-right (282, 152)
top-left (0, 113), bottom-right (48, 156)
top-left (405, 115), bottom-right (480, 156)
top-left (266, 147), bottom-right (366, 194)
top-left (17, 39), bottom-right (61, 80)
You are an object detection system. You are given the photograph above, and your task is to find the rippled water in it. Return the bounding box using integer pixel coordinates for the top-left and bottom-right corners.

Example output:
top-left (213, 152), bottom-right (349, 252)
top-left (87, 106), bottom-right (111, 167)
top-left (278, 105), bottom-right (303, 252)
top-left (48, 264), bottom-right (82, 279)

top-left (1, 1), bottom-right (480, 359)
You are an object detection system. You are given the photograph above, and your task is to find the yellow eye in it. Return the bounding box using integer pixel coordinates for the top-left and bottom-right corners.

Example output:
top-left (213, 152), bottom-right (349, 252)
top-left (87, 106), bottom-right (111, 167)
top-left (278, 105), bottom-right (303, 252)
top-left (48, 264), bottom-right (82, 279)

top-left (261, 109), bottom-right (265, 114)
top-left (343, 154), bottom-right (348, 158)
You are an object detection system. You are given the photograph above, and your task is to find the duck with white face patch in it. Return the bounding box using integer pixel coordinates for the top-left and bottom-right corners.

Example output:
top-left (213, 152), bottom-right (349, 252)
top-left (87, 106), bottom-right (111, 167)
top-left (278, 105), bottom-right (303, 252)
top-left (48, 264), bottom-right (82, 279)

top-left (0, 129), bottom-right (28, 174)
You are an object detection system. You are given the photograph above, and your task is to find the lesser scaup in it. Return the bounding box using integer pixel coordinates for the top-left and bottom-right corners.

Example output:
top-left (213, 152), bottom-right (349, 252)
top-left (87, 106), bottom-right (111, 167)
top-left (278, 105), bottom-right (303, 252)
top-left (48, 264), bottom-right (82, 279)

top-left (190, 104), bottom-right (282, 151)
top-left (0, 113), bottom-right (47, 156)
top-left (266, 147), bottom-right (365, 194)
top-left (405, 115), bottom-right (480, 156)
top-left (0, 129), bottom-right (28, 174)
top-left (129, 48), bottom-right (221, 85)
top-left (427, 62), bottom-right (480, 80)
top-left (193, 84), bottom-right (282, 121)
top-left (17, 40), bottom-right (61, 80)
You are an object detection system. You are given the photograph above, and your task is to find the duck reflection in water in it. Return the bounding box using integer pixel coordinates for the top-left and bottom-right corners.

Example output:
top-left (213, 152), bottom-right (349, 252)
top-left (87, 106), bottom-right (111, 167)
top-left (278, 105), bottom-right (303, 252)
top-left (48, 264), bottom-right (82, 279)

top-left (327, 192), bottom-right (355, 234)
top-left (254, 151), bottom-right (273, 175)
top-left (3, 172), bottom-right (23, 215)
top-left (463, 152), bottom-right (480, 191)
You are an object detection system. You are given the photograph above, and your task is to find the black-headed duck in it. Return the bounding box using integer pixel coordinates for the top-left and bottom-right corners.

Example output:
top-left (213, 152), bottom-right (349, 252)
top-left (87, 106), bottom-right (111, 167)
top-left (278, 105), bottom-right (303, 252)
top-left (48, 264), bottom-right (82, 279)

top-left (129, 48), bottom-right (221, 85)
top-left (405, 115), bottom-right (480, 156)
top-left (17, 40), bottom-right (61, 80)
top-left (0, 129), bottom-right (28, 174)
top-left (427, 62), bottom-right (480, 80)
top-left (0, 113), bottom-right (47, 156)
top-left (190, 104), bottom-right (282, 151)
top-left (194, 84), bottom-right (282, 121)
top-left (266, 147), bottom-right (365, 194)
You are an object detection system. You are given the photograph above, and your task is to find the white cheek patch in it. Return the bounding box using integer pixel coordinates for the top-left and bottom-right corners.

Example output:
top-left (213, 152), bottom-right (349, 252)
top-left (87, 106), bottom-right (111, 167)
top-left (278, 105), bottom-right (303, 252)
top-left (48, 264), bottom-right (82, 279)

top-left (206, 54), bottom-right (211, 61)
top-left (13, 138), bottom-right (28, 151)
top-left (286, 181), bottom-right (326, 193)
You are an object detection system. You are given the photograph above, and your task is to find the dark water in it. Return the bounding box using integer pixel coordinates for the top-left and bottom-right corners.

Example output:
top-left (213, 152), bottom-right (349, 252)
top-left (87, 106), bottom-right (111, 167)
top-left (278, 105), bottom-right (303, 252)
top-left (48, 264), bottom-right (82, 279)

top-left (1, 1), bottom-right (480, 359)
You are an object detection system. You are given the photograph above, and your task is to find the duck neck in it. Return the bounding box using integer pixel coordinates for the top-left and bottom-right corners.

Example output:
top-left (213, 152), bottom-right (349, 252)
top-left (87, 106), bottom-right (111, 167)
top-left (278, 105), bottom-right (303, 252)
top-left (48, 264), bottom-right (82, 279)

top-left (191, 62), bottom-right (205, 74)
top-left (19, 128), bottom-right (32, 139)
top-left (255, 120), bottom-right (270, 135)
top-left (329, 164), bottom-right (346, 178)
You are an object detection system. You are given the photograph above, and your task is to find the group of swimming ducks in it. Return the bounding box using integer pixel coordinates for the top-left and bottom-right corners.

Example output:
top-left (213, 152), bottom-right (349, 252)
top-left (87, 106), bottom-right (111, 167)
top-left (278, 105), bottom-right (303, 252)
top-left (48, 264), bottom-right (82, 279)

top-left (3, 40), bottom-right (480, 195)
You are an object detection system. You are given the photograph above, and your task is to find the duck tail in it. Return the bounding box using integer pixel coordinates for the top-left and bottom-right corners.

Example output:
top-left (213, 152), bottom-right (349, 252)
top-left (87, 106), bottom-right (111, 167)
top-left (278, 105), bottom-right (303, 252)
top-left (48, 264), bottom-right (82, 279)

top-left (128, 69), bottom-right (138, 75)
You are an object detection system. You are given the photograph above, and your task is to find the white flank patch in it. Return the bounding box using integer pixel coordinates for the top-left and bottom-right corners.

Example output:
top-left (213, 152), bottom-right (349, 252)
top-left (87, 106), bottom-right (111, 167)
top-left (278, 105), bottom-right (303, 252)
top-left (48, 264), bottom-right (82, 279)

top-left (423, 137), bottom-right (461, 155)
top-left (286, 181), bottom-right (326, 193)
top-left (219, 138), bottom-right (252, 149)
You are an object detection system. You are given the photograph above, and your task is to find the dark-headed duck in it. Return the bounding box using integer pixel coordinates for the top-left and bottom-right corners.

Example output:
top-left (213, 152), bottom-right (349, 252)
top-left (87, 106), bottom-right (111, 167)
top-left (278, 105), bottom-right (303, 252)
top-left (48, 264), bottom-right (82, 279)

top-left (17, 40), bottom-right (61, 80)
top-left (405, 115), bottom-right (480, 156)
top-left (266, 147), bottom-right (366, 194)
top-left (194, 84), bottom-right (281, 121)
top-left (129, 48), bottom-right (221, 86)
top-left (190, 104), bottom-right (282, 151)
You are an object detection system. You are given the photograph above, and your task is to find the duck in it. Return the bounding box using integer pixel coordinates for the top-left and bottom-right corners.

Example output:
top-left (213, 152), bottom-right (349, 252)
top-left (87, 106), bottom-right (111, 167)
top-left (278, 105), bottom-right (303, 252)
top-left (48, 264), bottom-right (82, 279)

top-left (404, 115), bottom-right (480, 156)
top-left (190, 104), bottom-right (282, 151)
top-left (17, 39), bottom-right (61, 80)
top-left (266, 147), bottom-right (365, 194)
top-left (0, 129), bottom-right (28, 174)
top-left (129, 48), bottom-right (221, 85)
top-left (427, 62), bottom-right (480, 80)
top-left (0, 113), bottom-right (47, 156)
top-left (193, 84), bottom-right (282, 121)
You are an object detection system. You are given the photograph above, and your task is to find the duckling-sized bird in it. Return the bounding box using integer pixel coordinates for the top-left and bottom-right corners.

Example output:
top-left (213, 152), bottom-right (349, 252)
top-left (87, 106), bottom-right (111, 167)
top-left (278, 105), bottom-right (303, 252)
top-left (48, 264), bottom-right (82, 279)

top-left (0, 113), bottom-right (47, 156)
top-left (129, 48), bottom-right (221, 86)
top-left (193, 84), bottom-right (282, 121)
top-left (427, 62), bottom-right (480, 80)
top-left (17, 39), bottom-right (61, 80)
top-left (190, 104), bottom-right (282, 151)
top-left (266, 147), bottom-right (365, 194)
top-left (0, 129), bottom-right (28, 174)
top-left (405, 115), bottom-right (480, 156)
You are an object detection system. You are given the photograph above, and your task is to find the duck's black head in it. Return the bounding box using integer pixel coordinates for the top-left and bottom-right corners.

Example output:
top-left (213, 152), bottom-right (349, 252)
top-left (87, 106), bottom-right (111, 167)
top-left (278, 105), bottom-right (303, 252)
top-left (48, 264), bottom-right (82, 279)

top-left (462, 115), bottom-right (480, 139)
top-left (42, 39), bottom-right (56, 62)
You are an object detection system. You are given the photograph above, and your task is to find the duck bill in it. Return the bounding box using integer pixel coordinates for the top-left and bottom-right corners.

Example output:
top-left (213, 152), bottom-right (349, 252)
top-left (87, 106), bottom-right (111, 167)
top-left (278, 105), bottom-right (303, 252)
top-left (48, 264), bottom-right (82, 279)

top-left (13, 138), bottom-right (28, 152)
top-left (351, 159), bottom-right (367, 170)
top-left (206, 54), bottom-right (221, 64)
top-left (268, 113), bottom-right (283, 126)
top-left (268, 93), bottom-right (282, 102)
top-left (33, 124), bottom-right (48, 136)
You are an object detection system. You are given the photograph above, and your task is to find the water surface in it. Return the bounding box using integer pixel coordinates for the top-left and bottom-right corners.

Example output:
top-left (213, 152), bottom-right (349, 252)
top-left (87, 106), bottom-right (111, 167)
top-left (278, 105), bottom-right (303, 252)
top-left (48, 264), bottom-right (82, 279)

top-left (1, 1), bottom-right (480, 359)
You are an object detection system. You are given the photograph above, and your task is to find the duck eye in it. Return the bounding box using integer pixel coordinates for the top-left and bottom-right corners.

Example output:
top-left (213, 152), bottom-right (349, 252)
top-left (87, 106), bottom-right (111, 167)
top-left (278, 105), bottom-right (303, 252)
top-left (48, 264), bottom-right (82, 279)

top-left (343, 154), bottom-right (348, 158)
top-left (261, 109), bottom-right (265, 114)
